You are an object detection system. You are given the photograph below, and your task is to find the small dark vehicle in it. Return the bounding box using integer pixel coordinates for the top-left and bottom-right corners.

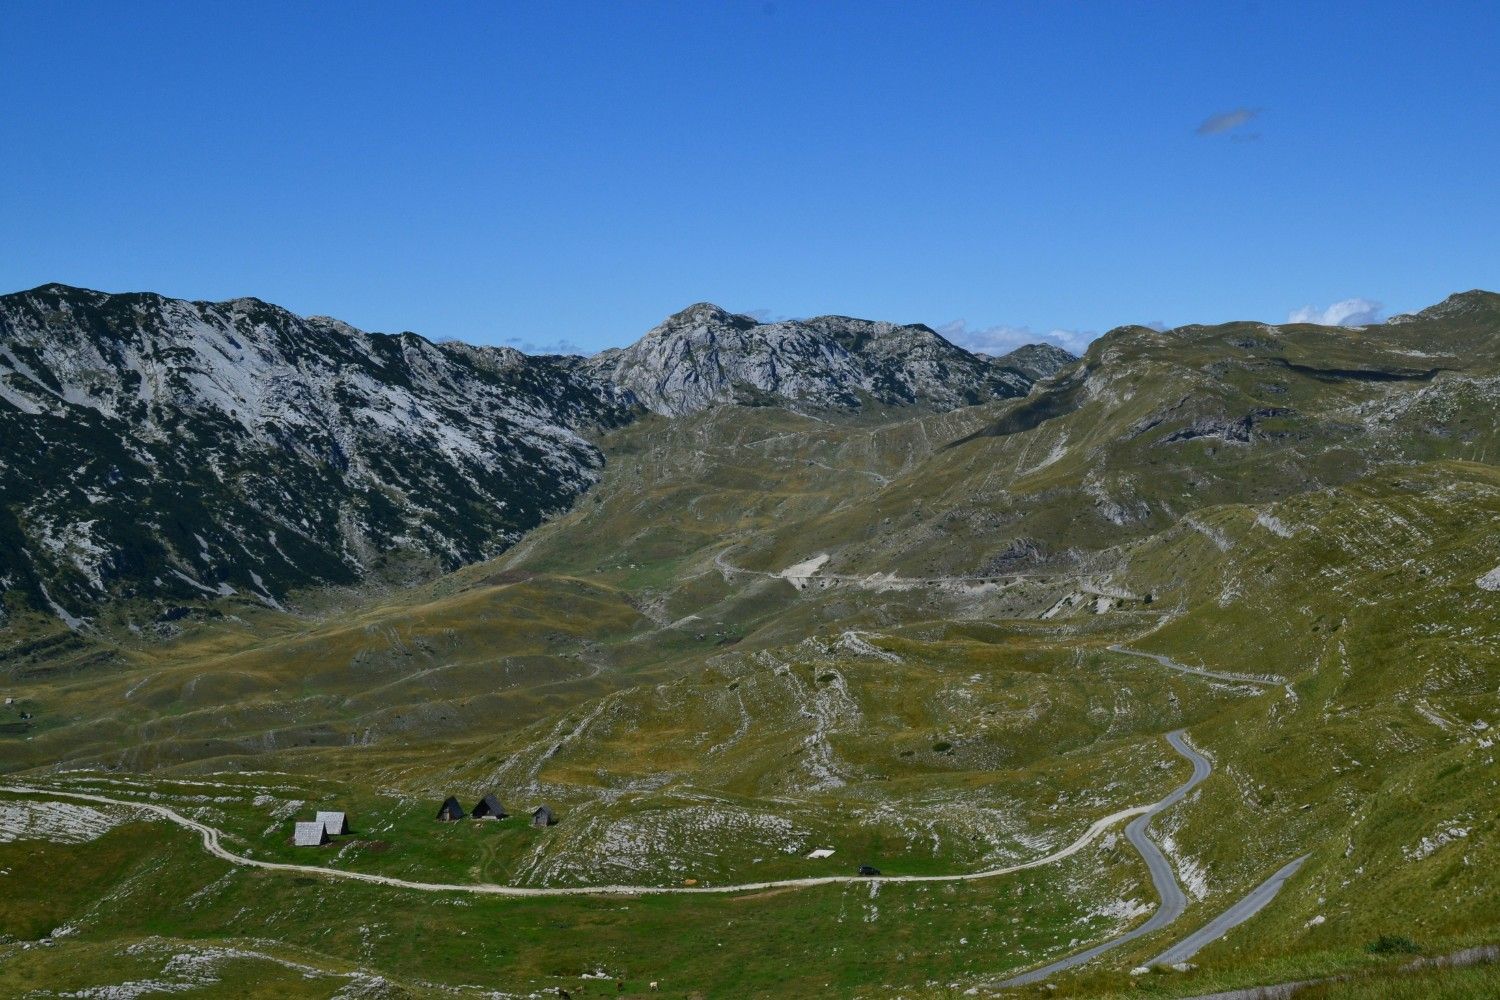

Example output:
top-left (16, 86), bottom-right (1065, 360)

top-left (858, 864), bottom-right (881, 877)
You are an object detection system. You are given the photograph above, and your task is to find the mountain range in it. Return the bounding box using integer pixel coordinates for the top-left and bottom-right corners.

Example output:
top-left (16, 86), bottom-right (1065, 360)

top-left (1, 284), bottom-right (1498, 999)
top-left (0, 284), bottom-right (1072, 628)
top-left (581, 301), bottom-right (1073, 415)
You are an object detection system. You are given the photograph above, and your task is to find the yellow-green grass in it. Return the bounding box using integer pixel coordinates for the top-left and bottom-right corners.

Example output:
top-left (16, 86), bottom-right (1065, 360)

top-left (0, 813), bottom-right (1153, 998)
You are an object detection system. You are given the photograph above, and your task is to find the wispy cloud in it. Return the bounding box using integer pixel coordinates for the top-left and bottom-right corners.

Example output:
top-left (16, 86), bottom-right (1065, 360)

top-left (1287, 298), bottom-right (1384, 327)
top-left (1196, 107), bottom-right (1259, 135)
top-left (937, 320), bottom-right (1094, 357)
top-left (501, 335), bottom-right (586, 355)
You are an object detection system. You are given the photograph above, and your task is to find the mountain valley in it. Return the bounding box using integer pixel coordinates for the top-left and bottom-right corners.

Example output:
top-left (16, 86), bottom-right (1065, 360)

top-left (1, 287), bottom-right (1498, 999)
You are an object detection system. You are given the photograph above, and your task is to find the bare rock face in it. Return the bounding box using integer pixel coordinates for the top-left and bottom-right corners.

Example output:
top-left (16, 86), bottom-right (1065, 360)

top-left (0, 284), bottom-right (634, 619)
top-left (583, 303), bottom-right (1075, 416)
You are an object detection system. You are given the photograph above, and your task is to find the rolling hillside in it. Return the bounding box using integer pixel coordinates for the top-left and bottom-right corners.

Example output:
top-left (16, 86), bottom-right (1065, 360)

top-left (1, 291), bottom-right (1497, 998)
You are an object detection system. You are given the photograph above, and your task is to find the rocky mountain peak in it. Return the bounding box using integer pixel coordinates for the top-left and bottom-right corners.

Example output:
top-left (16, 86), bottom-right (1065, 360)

top-left (586, 304), bottom-right (1075, 416)
top-left (990, 342), bottom-right (1079, 381)
top-left (658, 301), bottom-right (753, 329)
top-left (1388, 288), bottom-right (1500, 325)
top-left (0, 283), bottom-right (1078, 625)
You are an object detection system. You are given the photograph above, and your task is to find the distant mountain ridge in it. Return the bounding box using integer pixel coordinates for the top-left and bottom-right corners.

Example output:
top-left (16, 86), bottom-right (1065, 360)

top-left (0, 284), bottom-right (1074, 624)
top-left (583, 302), bottom-right (1075, 415)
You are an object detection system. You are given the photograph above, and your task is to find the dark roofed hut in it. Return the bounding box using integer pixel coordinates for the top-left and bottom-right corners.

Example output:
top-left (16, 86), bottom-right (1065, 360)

top-left (531, 805), bottom-right (556, 828)
top-left (436, 796), bottom-right (465, 822)
top-left (472, 794), bottom-right (508, 820)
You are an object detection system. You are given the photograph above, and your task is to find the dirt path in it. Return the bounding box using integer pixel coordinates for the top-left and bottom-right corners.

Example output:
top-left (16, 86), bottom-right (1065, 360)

top-left (0, 746), bottom-right (1199, 899)
top-left (3, 731), bottom-right (1297, 988)
top-left (1174, 944), bottom-right (1499, 1000)
top-left (714, 545), bottom-right (1028, 589)
top-left (1109, 645), bottom-right (1287, 687)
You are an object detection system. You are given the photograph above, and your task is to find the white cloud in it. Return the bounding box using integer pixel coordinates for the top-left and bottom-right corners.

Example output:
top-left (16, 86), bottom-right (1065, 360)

top-left (1286, 298), bottom-right (1384, 327)
top-left (937, 320), bottom-right (1094, 357)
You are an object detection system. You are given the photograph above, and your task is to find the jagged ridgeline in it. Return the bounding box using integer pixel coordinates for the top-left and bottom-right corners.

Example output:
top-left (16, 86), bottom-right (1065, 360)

top-left (582, 301), bottom-right (1074, 415)
top-left (0, 285), bottom-right (635, 623)
top-left (0, 286), bottom-right (1072, 625)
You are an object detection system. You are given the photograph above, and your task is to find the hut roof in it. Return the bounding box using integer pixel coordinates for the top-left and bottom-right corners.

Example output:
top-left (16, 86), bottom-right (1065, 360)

top-left (436, 796), bottom-right (465, 821)
top-left (472, 794), bottom-right (508, 819)
top-left (531, 805), bottom-right (555, 825)
top-left (293, 820), bottom-right (329, 846)
top-left (315, 810), bottom-right (348, 836)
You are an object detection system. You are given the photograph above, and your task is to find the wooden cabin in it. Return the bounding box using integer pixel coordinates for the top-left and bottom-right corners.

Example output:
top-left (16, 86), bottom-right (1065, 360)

top-left (472, 794), bottom-right (508, 820)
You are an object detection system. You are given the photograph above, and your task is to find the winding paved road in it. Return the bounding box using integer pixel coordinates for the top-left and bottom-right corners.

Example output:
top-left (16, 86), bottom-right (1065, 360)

top-left (1148, 853), bottom-right (1311, 968)
top-left (991, 730), bottom-right (1212, 988)
top-left (991, 720), bottom-right (1309, 988)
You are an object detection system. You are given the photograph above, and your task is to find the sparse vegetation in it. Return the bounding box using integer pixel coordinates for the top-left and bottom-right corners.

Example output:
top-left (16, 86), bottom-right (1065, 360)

top-left (1367, 934), bottom-right (1423, 955)
top-left (3, 294), bottom-right (1498, 996)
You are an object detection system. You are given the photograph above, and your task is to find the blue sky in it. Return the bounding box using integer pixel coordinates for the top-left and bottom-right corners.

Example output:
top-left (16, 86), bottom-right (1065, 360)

top-left (4, 2), bottom-right (1498, 355)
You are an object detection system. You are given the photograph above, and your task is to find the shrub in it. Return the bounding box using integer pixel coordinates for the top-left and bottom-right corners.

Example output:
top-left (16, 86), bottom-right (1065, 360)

top-left (1366, 934), bottom-right (1422, 955)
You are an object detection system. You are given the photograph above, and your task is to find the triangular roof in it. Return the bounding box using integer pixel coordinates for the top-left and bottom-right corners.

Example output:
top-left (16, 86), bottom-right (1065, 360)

top-left (315, 810), bottom-right (348, 835)
top-left (472, 794), bottom-right (508, 818)
top-left (532, 804), bottom-right (555, 824)
top-left (436, 795), bottom-right (465, 820)
top-left (293, 820), bottom-right (329, 846)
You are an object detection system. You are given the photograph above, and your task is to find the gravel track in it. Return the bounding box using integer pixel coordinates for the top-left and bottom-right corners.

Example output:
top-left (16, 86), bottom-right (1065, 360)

top-left (0, 783), bottom-right (1153, 898)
